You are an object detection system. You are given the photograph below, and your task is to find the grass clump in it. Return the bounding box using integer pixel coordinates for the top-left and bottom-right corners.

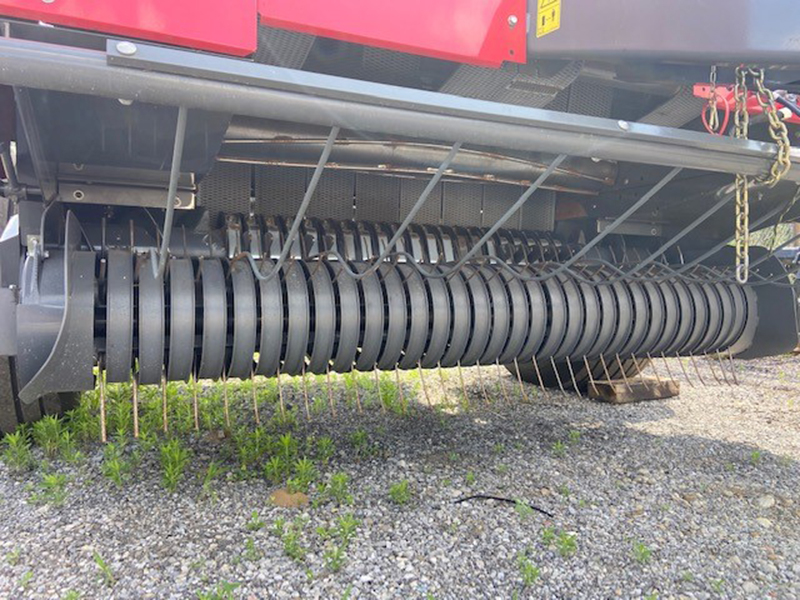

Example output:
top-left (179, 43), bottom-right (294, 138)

top-left (196, 581), bottom-right (240, 600)
top-left (2, 430), bottom-right (33, 473)
top-left (315, 472), bottom-right (354, 506)
top-left (517, 551), bottom-right (541, 586)
top-left (388, 479), bottom-right (412, 505)
top-left (29, 472), bottom-right (69, 506)
top-left (159, 438), bottom-right (192, 492)
top-left (101, 442), bottom-right (133, 487)
top-left (632, 540), bottom-right (652, 564)
top-left (92, 551), bottom-right (114, 587)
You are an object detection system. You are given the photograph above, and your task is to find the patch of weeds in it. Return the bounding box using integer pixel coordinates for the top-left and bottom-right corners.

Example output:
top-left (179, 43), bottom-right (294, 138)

top-left (514, 499), bottom-right (534, 520)
top-left (568, 430), bottom-right (581, 445)
top-left (316, 436), bottom-right (335, 464)
top-left (555, 531), bottom-right (577, 557)
top-left (389, 479), bottom-right (412, 505)
top-left (323, 513), bottom-right (360, 572)
top-left (492, 443), bottom-right (505, 455)
top-left (273, 517), bottom-right (307, 563)
top-left (709, 578), bottom-right (724, 593)
top-left (643, 593), bottom-right (658, 600)
top-left (243, 538), bottom-right (261, 561)
top-left (632, 540), bottom-right (652, 564)
top-left (232, 427), bottom-right (272, 478)
top-left (316, 472), bottom-right (354, 506)
top-left (541, 526), bottom-right (556, 546)
top-left (18, 570), bottom-right (33, 591)
top-left (551, 440), bottom-right (567, 458)
top-left (2, 430), bottom-right (33, 473)
top-left (465, 471), bottom-right (476, 486)
top-left (196, 581), bottom-right (240, 600)
top-left (101, 442), bottom-right (132, 487)
top-left (29, 472), bottom-right (68, 506)
top-left (92, 551), bottom-right (114, 587)
top-left (6, 547), bottom-right (21, 565)
top-left (62, 591), bottom-right (81, 600)
top-left (159, 438), bottom-right (192, 492)
top-left (749, 450), bottom-right (762, 466)
top-left (287, 457), bottom-right (317, 494)
top-left (264, 455), bottom-right (288, 485)
top-left (495, 463), bottom-right (509, 475)
top-left (246, 510), bottom-right (265, 531)
top-left (32, 415), bottom-right (65, 458)
top-left (557, 485), bottom-right (570, 497)
top-left (349, 429), bottom-right (370, 456)
top-left (201, 461), bottom-right (224, 500)
top-left (270, 407), bottom-right (298, 431)
top-left (681, 571), bottom-right (694, 583)
top-left (517, 551), bottom-right (540, 586)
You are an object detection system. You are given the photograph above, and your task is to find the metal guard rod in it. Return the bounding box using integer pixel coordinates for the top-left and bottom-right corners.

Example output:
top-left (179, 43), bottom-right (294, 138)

top-left (0, 37), bottom-right (796, 182)
top-left (150, 105), bottom-right (188, 279)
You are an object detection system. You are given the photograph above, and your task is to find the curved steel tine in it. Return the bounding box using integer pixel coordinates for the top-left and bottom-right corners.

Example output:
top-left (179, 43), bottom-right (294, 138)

top-left (531, 357), bottom-right (546, 394)
top-left (599, 354), bottom-right (613, 384)
top-left (615, 353), bottom-right (632, 392)
top-left (631, 353), bottom-right (647, 385)
top-left (549, 356), bottom-right (567, 394)
top-left (703, 352), bottom-right (722, 385)
top-left (373, 366), bottom-right (386, 414)
top-left (251, 369), bottom-right (261, 426)
top-left (583, 356), bottom-right (598, 396)
top-left (437, 362), bottom-right (451, 407)
top-left (276, 364), bottom-right (287, 418)
top-left (417, 361), bottom-right (432, 408)
top-left (565, 357), bottom-right (582, 397)
top-left (395, 366), bottom-right (407, 414)
top-left (326, 364), bottom-right (337, 417)
top-left (715, 352), bottom-right (730, 385)
top-left (132, 372), bottom-right (141, 439)
top-left (660, 352), bottom-right (677, 386)
top-left (675, 353), bottom-right (694, 387)
top-left (161, 368), bottom-right (169, 434)
top-left (494, 358), bottom-right (511, 403)
top-left (645, 352), bottom-right (661, 384)
top-left (513, 357), bottom-right (528, 403)
top-left (475, 360), bottom-right (490, 404)
top-left (352, 362), bottom-right (363, 413)
top-left (456, 361), bottom-right (469, 410)
top-left (300, 364), bottom-right (311, 419)
top-left (727, 349), bottom-right (740, 385)
top-left (688, 352), bottom-right (706, 386)
top-left (99, 364), bottom-right (107, 443)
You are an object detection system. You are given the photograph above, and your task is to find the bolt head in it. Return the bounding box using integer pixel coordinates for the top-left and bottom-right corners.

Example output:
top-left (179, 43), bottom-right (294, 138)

top-left (116, 41), bottom-right (138, 56)
top-left (617, 120), bottom-right (630, 131)
top-left (508, 14), bottom-right (519, 28)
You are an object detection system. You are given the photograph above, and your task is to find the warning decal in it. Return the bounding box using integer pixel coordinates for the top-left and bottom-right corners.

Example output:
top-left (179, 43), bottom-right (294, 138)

top-left (536, 0), bottom-right (561, 38)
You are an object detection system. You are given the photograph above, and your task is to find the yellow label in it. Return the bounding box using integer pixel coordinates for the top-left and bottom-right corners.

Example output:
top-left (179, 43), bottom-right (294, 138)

top-left (536, 0), bottom-right (561, 38)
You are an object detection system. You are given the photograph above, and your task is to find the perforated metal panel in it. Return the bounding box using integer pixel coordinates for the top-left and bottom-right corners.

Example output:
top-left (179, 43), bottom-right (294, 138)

top-left (197, 161), bottom-right (251, 222)
top-left (442, 181), bottom-right (483, 227)
top-left (255, 165), bottom-right (307, 217)
top-left (639, 87), bottom-right (705, 127)
top-left (307, 171), bottom-right (355, 220)
top-left (400, 178), bottom-right (443, 225)
top-left (567, 79), bottom-right (614, 118)
top-left (520, 189), bottom-right (556, 231)
top-left (482, 184), bottom-right (522, 229)
top-left (354, 173), bottom-right (400, 223)
top-left (441, 62), bottom-right (583, 108)
top-left (254, 27), bottom-right (314, 68)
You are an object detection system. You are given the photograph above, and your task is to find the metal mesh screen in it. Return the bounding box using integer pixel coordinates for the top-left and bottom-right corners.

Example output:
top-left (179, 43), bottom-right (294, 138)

top-left (197, 161), bottom-right (251, 222)
top-left (442, 181), bottom-right (483, 227)
top-left (354, 174), bottom-right (401, 223)
top-left (400, 178), bottom-right (443, 225)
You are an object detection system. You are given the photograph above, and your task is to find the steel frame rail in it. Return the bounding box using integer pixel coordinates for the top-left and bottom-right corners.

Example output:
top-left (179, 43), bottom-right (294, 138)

top-left (0, 37), bottom-right (797, 183)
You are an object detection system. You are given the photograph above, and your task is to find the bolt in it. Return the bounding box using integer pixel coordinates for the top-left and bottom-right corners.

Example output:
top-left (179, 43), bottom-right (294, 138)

top-left (42, 0), bottom-right (55, 4)
top-left (118, 98), bottom-right (133, 106)
top-left (508, 14), bottom-right (519, 28)
top-left (617, 120), bottom-right (630, 131)
top-left (72, 189), bottom-right (85, 201)
top-left (651, 227), bottom-right (658, 236)
top-left (116, 41), bottom-right (138, 56)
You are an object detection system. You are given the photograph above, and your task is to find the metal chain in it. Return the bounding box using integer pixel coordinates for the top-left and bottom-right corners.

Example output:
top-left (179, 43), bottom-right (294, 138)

top-left (749, 67), bottom-right (792, 186)
top-left (733, 66), bottom-right (751, 283)
top-left (706, 65), bottom-right (720, 133)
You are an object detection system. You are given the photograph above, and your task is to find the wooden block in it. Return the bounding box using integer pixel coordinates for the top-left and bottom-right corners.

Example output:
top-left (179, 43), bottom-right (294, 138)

top-left (588, 378), bottom-right (679, 404)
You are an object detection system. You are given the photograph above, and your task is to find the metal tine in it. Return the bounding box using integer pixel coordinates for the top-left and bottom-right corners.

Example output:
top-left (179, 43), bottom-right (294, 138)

top-left (598, 354), bottom-right (613, 384)
top-left (513, 357), bottom-right (529, 403)
top-left (645, 352), bottom-right (661, 384)
top-left (675, 353), bottom-right (695, 387)
top-left (727, 349), bottom-right (740, 385)
top-left (352, 363), bottom-right (363, 413)
top-left (660, 352), bottom-right (678, 386)
top-left (715, 352), bottom-right (731, 386)
top-left (132, 372), bottom-right (140, 439)
top-left (437, 362), bottom-right (451, 407)
top-left (549, 356), bottom-right (567, 394)
top-left (190, 373), bottom-right (199, 432)
top-left (395, 366), bottom-right (407, 415)
top-left (615, 353), bottom-right (633, 392)
top-left (494, 358), bottom-right (511, 403)
top-left (326, 364), bottom-right (337, 418)
top-left (688, 352), bottom-right (707, 386)
top-left (531, 357), bottom-right (546, 393)
top-left (374, 366), bottom-right (386, 414)
top-left (475, 360), bottom-right (490, 405)
top-left (276, 365), bottom-right (287, 419)
top-left (99, 365), bottom-right (108, 443)
top-left (703, 352), bottom-right (723, 385)
top-left (161, 368), bottom-right (169, 434)
top-left (309, 256), bottom-right (327, 278)
top-left (457, 360), bottom-right (470, 409)
top-left (250, 370), bottom-right (261, 426)
top-left (221, 372), bottom-right (231, 430)
top-left (417, 361), bottom-right (433, 408)
top-left (331, 261), bottom-right (348, 284)
top-left (300, 365), bottom-right (311, 419)
top-left (565, 357), bottom-right (582, 397)
top-left (583, 356), bottom-right (599, 396)
top-left (631, 354), bottom-right (648, 385)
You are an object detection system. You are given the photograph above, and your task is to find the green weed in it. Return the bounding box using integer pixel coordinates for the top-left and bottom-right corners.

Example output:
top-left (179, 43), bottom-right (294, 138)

top-left (196, 580), bottom-right (240, 600)
top-left (92, 551), bottom-right (114, 587)
top-left (2, 430), bottom-right (33, 473)
top-left (632, 540), bottom-right (652, 564)
top-left (159, 438), bottom-right (192, 492)
top-left (517, 552), bottom-right (540, 586)
top-left (389, 480), bottom-right (412, 505)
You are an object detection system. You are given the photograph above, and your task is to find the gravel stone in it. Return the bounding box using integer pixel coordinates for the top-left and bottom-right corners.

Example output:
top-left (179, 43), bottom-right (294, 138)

top-left (0, 356), bottom-right (798, 599)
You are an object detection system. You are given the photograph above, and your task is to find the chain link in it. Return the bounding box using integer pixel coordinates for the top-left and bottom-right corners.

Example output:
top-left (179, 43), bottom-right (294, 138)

top-left (733, 66), bottom-right (751, 283)
top-left (706, 65), bottom-right (720, 133)
top-left (749, 67), bottom-right (792, 186)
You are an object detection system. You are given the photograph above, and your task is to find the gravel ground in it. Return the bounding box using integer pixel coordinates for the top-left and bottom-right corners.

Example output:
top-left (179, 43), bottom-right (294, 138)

top-left (0, 356), bottom-right (798, 599)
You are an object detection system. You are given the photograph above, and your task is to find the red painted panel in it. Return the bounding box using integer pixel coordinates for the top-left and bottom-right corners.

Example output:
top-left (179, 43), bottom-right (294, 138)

top-left (0, 0), bottom-right (257, 56)
top-left (259, 0), bottom-right (526, 67)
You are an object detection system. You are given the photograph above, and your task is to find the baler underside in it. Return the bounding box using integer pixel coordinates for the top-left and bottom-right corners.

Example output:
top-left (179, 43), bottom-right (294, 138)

top-left (0, 8), bottom-right (798, 431)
